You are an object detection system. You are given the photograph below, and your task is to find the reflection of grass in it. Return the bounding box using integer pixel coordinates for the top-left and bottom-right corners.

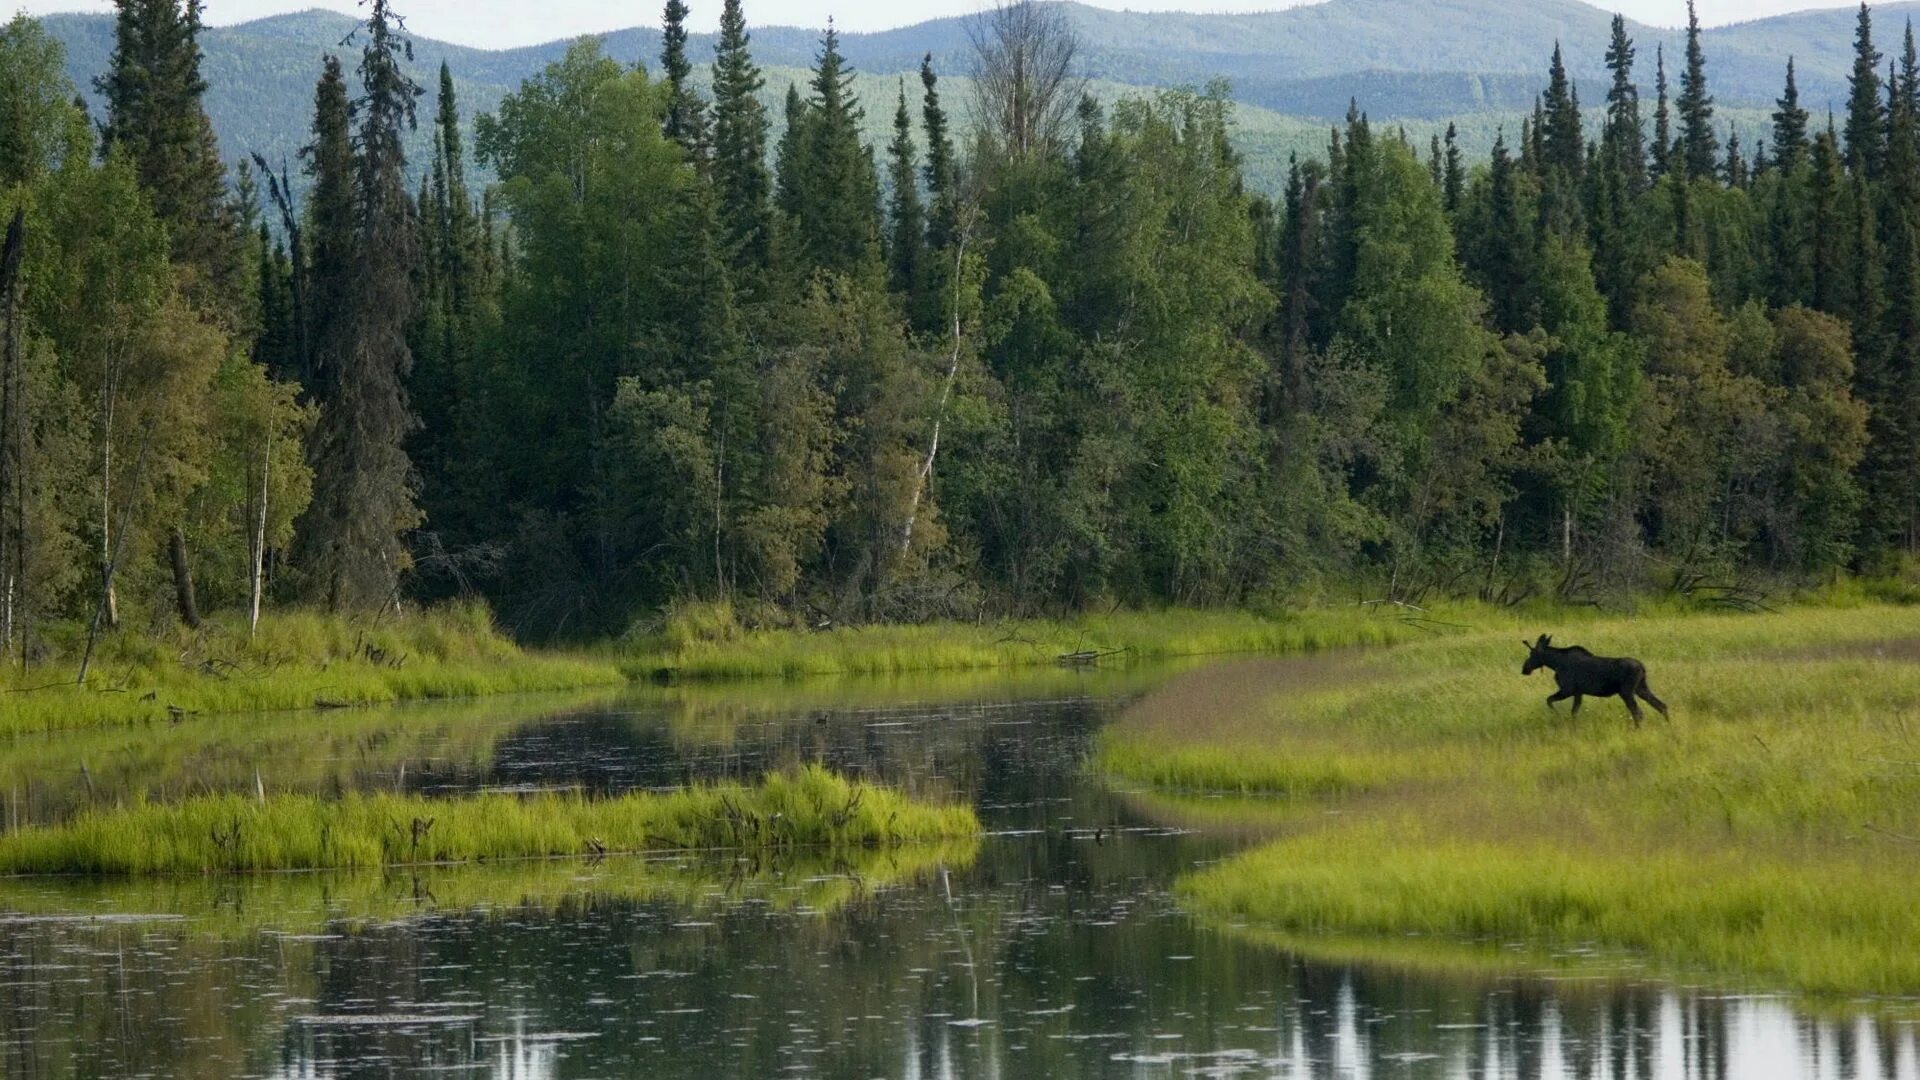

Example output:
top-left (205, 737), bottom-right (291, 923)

top-left (0, 839), bottom-right (979, 936)
top-left (641, 661), bottom-right (1200, 750)
top-left (0, 767), bottom-right (979, 875)
top-left (622, 607), bottom-right (1441, 681)
top-left (0, 603), bottom-right (624, 736)
top-left (1096, 603), bottom-right (1920, 996)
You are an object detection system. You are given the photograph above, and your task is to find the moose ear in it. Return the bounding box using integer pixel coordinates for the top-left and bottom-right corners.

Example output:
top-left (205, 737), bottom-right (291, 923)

top-left (1520, 639), bottom-right (1532, 649)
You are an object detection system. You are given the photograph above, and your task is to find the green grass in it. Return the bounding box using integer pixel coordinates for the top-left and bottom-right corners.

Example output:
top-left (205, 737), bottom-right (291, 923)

top-left (1095, 602), bottom-right (1920, 996)
top-left (0, 766), bottom-right (979, 875)
top-left (0, 602), bottom-right (625, 736)
top-left (622, 602), bottom-right (1446, 681)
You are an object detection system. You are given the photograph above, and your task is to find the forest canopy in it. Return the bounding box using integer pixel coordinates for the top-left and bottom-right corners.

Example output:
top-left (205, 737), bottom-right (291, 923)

top-left (0, 0), bottom-right (1915, 648)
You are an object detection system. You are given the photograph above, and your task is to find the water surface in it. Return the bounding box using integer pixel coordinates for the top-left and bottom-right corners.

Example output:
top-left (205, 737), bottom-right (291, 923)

top-left (0, 663), bottom-right (1914, 1078)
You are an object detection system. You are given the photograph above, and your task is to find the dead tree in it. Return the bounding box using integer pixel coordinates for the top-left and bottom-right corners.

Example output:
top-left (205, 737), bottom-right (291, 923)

top-left (968, 0), bottom-right (1086, 161)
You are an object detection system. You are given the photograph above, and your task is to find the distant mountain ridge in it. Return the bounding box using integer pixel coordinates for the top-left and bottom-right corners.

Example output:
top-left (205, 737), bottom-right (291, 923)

top-left (35, 0), bottom-right (1913, 191)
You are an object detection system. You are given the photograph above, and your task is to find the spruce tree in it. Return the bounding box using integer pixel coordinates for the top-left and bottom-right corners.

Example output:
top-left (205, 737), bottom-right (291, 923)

top-left (885, 81), bottom-right (924, 300)
top-left (1601, 16), bottom-right (1644, 188)
top-left (783, 24), bottom-right (880, 277)
top-left (920, 54), bottom-right (959, 251)
top-left (302, 55), bottom-right (353, 396)
top-left (97, 0), bottom-right (243, 311)
top-left (1866, 19), bottom-right (1920, 554)
top-left (1774, 57), bottom-right (1811, 172)
top-left (661, 0), bottom-right (709, 161)
top-left (1541, 43), bottom-right (1583, 178)
top-left (1677, 0), bottom-right (1717, 178)
top-left (1652, 45), bottom-right (1672, 178)
top-left (302, 0), bottom-right (424, 610)
top-left (1442, 122), bottom-right (1463, 213)
top-left (1848, 2), bottom-right (1885, 178)
top-left (1810, 121), bottom-right (1850, 315)
top-left (709, 0), bottom-right (772, 276)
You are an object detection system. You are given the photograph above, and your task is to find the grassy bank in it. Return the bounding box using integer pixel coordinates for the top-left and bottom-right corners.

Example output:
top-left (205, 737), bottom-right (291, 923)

top-left (0, 766), bottom-right (978, 875)
top-left (623, 604), bottom-right (1449, 681)
top-left (0, 603), bottom-right (624, 736)
top-left (1096, 603), bottom-right (1920, 996)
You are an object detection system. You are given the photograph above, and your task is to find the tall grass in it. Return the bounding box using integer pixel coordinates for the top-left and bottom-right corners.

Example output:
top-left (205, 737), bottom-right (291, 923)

top-left (623, 604), bottom-right (1450, 681)
top-left (0, 766), bottom-right (979, 875)
top-left (0, 602), bottom-right (624, 736)
top-left (1095, 603), bottom-right (1920, 996)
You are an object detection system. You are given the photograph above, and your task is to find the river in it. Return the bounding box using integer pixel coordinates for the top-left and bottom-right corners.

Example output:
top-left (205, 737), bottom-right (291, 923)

top-left (0, 664), bottom-right (1913, 1077)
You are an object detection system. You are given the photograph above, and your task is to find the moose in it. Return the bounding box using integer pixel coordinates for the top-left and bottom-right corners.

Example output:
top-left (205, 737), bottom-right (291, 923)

top-left (1521, 635), bottom-right (1669, 726)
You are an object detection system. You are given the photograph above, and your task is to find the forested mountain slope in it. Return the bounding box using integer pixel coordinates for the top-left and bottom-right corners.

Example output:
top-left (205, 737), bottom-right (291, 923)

top-left (38, 1), bottom-right (1906, 192)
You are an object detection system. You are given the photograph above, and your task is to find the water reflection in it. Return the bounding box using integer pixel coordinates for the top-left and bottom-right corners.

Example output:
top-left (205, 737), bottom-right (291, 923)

top-left (0, 668), bottom-right (1915, 1077)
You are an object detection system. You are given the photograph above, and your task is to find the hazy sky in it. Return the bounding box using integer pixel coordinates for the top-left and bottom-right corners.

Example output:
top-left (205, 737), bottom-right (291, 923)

top-left (9, 0), bottom-right (1870, 48)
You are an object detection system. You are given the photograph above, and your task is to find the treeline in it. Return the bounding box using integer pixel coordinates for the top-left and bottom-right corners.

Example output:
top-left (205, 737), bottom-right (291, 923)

top-left (1, 1), bottom-right (1917, 652)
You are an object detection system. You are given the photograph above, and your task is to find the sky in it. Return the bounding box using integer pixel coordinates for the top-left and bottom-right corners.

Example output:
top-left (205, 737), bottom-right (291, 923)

top-left (8, 0), bottom-right (1873, 48)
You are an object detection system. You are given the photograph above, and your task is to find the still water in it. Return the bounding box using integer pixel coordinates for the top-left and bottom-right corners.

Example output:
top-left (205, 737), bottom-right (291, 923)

top-left (0, 666), bottom-right (1914, 1078)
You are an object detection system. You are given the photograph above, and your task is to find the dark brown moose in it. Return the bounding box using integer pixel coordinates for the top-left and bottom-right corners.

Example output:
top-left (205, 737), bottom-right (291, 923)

top-left (1520, 634), bottom-right (1669, 726)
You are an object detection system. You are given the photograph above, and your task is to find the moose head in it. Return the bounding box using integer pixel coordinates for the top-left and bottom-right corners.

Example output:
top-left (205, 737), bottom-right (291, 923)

top-left (1521, 634), bottom-right (1553, 676)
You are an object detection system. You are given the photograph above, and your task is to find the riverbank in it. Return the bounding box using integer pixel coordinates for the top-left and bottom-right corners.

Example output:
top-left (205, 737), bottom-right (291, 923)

top-left (1096, 603), bottom-right (1920, 996)
top-left (0, 603), bottom-right (624, 736)
top-left (0, 766), bottom-right (978, 875)
top-left (619, 603), bottom-right (1458, 681)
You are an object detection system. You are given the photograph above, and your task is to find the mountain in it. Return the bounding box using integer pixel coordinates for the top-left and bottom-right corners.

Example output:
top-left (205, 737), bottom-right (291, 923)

top-left (34, 0), bottom-right (1903, 194)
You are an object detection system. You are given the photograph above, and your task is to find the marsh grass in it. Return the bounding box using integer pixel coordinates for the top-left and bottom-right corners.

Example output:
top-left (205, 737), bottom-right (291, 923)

top-left (0, 766), bottom-right (978, 875)
top-left (1096, 603), bottom-right (1920, 996)
top-left (0, 602), bottom-right (624, 735)
top-left (622, 605), bottom-right (1446, 681)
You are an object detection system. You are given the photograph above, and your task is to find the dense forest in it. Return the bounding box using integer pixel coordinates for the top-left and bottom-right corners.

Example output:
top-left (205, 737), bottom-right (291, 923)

top-left (1, 0), bottom-right (1918, 647)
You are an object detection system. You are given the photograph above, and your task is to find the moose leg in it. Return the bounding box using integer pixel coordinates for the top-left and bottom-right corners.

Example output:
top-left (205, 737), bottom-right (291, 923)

top-left (1622, 692), bottom-right (1644, 728)
top-left (1546, 690), bottom-right (1574, 712)
top-left (1638, 682), bottom-right (1670, 719)
top-left (1571, 695), bottom-right (1584, 716)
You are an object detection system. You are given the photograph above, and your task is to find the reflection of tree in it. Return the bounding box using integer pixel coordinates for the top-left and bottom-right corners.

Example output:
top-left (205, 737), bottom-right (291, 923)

top-left (0, 689), bottom-right (622, 825)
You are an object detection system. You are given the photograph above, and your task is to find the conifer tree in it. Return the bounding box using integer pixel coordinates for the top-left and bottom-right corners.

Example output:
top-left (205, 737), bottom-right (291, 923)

top-left (886, 81), bottom-right (925, 300)
top-left (1865, 18), bottom-right (1920, 554)
top-left (660, 0), bottom-right (709, 161)
top-left (709, 0), bottom-right (772, 276)
top-left (1652, 45), bottom-right (1672, 178)
top-left (920, 54), bottom-right (959, 251)
top-left (1810, 121), bottom-right (1850, 315)
top-left (302, 1), bottom-right (423, 610)
top-left (1724, 128), bottom-right (1747, 187)
top-left (1848, 2), bottom-right (1885, 178)
top-left (1478, 133), bottom-right (1534, 333)
top-left (1774, 57), bottom-right (1811, 172)
top-left (303, 55), bottom-right (353, 399)
top-left (1601, 16), bottom-right (1644, 188)
top-left (1541, 43), bottom-right (1583, 178)
top-left (1442, 122), bottom-right (1463, 213)
top-left (783, 24), bottom-right (880, 277)
top-left (97, 0), bottom-right (243, 312)
top-left (1677, 0), bottom-right (1718, 178)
